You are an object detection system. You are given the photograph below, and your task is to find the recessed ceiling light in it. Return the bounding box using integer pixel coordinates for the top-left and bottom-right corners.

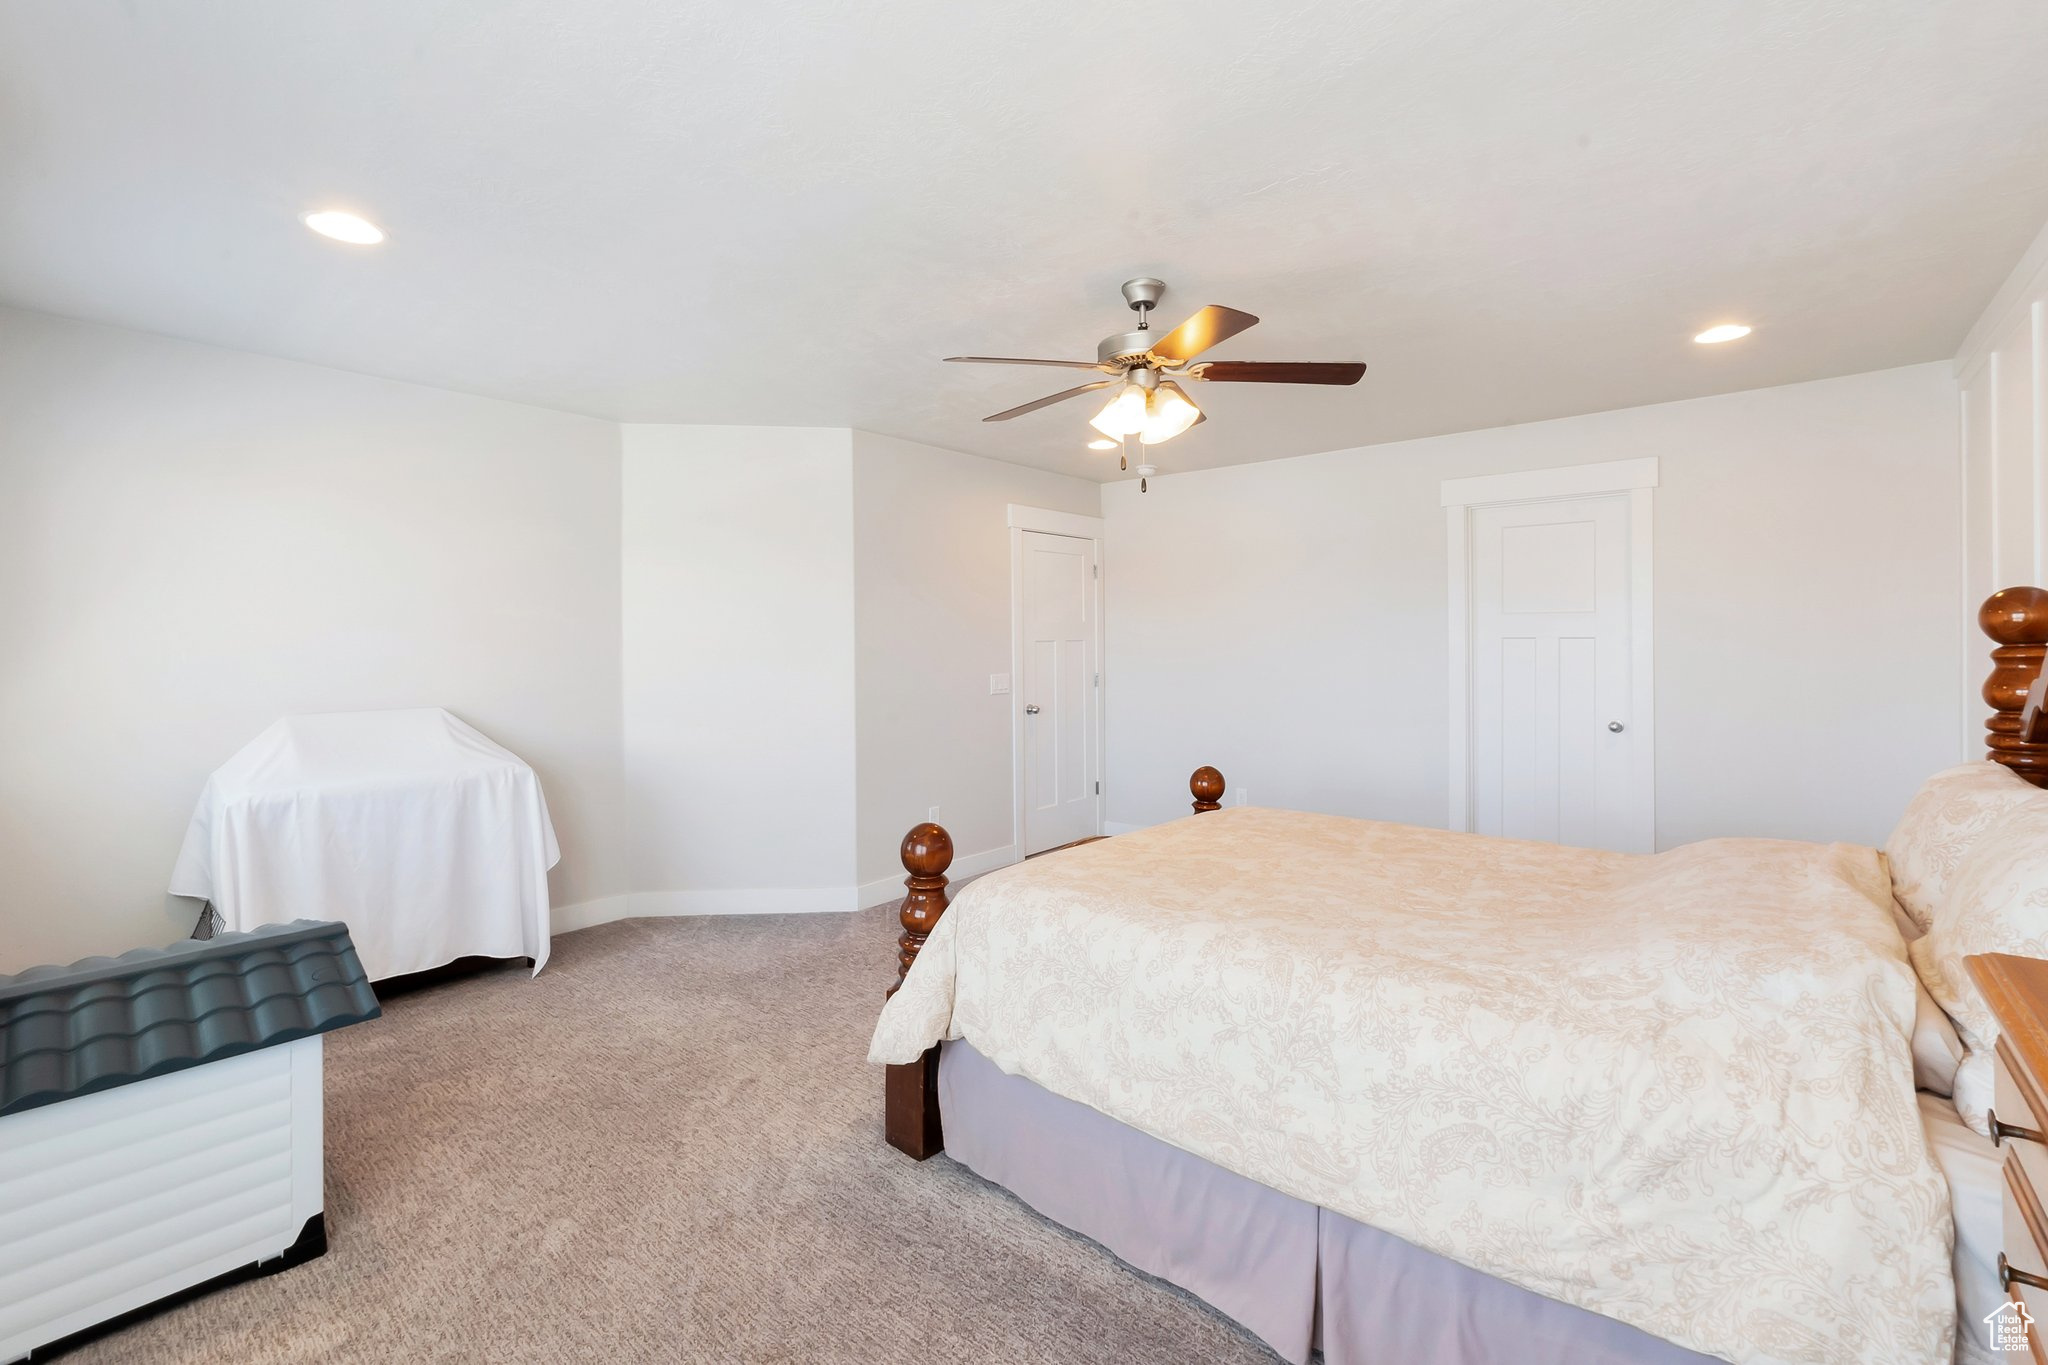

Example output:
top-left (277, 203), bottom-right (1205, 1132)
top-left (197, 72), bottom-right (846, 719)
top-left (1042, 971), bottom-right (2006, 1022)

top-left (1693, 323), bottom-right (1751, 344)
top-left (1087, 438), bottom-right (1118, 450)
top-left (302, 210), bottom-right (385, 245)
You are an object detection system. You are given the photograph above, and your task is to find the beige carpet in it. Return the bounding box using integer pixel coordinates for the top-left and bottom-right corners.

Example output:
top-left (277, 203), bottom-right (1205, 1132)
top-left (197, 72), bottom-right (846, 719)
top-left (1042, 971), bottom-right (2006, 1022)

top-left (69, 908), bottom-right (1278, 1363)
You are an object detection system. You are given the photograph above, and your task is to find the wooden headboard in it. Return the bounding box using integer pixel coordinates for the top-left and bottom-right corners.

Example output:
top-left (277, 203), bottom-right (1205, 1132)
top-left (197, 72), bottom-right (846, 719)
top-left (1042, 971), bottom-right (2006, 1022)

top-left (1982, 586), bottom-right (2048, 788)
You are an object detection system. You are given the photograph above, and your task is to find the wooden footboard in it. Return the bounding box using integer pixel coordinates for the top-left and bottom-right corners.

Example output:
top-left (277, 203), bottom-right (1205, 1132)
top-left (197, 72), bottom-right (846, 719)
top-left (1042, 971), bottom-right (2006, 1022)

top-left (882, 766), bottom-right (1226, 1159)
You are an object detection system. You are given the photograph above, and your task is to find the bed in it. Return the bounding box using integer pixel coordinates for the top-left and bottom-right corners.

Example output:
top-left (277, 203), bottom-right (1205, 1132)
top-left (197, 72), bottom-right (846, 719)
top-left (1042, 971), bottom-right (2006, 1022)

top-left (867, 587), bottom-right (2048, 1365)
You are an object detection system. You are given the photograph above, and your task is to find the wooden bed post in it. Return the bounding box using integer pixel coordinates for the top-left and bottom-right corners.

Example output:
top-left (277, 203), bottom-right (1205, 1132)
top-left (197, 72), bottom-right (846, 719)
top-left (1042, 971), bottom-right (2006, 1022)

top-left (1191, 765), bottom-right (1225, 812)
top-left (884, 822), bottom-right (951, 1160)
top-left (1982, 587), bottom-right (2048, 788)
top-left (888, 822), bottom-right (953, 994)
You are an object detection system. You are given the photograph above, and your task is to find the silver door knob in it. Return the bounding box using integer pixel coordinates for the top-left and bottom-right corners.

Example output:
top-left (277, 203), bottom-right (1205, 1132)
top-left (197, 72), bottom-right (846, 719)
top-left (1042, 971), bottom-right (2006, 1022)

top-left (1607, 721), bottom-right (1624, 732)
top-left (1024, 704), bottom-right (1041, 715)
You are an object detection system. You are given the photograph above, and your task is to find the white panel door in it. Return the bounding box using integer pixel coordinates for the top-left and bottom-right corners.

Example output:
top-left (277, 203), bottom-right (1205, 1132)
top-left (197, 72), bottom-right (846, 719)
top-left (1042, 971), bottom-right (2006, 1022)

top-left (1469, 494), bottom-right (1647, 851)
top-left (1020, 530), bottom-right (1099, 854)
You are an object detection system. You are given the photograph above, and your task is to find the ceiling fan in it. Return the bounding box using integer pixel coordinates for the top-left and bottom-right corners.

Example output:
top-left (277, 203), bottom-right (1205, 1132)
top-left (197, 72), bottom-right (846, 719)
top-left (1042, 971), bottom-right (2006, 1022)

top-left (946, 278), bottom-right (1366, 489)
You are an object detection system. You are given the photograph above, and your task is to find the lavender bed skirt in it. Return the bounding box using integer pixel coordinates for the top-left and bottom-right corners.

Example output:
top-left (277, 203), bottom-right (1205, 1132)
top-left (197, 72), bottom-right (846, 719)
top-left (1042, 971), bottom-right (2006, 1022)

top-left (938, 1040), bottom-right (1721, 1365)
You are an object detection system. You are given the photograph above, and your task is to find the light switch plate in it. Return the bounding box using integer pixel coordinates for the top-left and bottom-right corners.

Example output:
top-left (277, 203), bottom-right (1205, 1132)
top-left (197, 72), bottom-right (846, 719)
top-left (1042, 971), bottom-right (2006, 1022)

top-left (989, 673), bottom-right (1010, 695)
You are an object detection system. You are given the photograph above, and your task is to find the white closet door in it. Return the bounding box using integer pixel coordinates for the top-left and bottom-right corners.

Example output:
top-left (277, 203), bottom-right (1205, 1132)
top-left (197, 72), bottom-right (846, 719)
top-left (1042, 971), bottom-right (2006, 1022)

top-left (1019, 530), bottom-right (1099, 854)
top-left (1469, 494), bottom-right (1646, 851)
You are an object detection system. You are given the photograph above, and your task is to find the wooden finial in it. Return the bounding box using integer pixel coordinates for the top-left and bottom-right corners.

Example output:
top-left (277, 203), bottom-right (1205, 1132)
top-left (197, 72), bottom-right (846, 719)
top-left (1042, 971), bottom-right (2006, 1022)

top-left (1190, 766), bottom-right (1225, 813)
top-left (1982, 587), bottom-right (2048, 788)
top-left (890, 822), bottom-right (953, 994)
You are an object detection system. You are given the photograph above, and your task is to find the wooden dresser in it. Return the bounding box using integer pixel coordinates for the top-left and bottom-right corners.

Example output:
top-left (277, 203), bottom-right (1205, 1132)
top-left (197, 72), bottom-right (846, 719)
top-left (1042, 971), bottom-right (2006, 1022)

top-left (1968, 952), bottom-right (2048, 1363)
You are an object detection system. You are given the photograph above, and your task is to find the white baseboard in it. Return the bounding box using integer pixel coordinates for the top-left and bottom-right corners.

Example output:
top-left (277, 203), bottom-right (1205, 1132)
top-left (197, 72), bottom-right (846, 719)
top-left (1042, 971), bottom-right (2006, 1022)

top-left (1103, 821), bottom-right (1144, 836)
top-left (550, 886), bottom-right (859, 934)
top-left (562, 844), bottom-right (1035, 932)
top-left (856, 841), bottom-right (1021, 910)
top-left (551, 895), bottom-right (636, 934)
top-left (630, 887), bottom-right (859, 917)
top-left (855, 875), bottom-right (901, 911)
top-left (956, 842), bottom-right (1023, 880)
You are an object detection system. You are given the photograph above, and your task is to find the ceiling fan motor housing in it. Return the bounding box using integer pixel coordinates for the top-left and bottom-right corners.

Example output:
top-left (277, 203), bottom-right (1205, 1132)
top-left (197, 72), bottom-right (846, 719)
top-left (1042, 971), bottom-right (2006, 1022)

top-left (1098, 330), bottom-right (1158, 365)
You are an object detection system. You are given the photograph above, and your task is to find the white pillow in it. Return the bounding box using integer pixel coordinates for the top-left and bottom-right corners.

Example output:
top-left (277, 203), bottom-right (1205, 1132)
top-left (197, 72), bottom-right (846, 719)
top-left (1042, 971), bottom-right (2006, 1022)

top-left (1888, 891), bottom-right (1965, 1096)
top-left (1909, 974), bottom-right (1964, 1097)
top-left (1909, 794), bottom-right (2048, 1133)
top-left (1949, 1051), bottom-right (1997, 1138)
top-left (1885, 761), bottom-right (2037, 931)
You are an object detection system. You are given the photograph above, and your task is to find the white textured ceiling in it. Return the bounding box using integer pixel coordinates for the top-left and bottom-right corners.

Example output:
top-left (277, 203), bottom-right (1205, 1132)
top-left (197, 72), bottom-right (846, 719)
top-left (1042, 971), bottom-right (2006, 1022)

top-left (3, 2), bottom-right (2047, 480)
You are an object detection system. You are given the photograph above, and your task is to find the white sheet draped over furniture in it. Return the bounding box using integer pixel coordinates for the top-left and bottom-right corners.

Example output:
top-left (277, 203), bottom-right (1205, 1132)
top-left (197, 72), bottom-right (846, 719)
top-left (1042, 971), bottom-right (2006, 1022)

top-left (872, 807), bottom-right (1955, 1365)
top-left (170, 709), bottom-right (560, 980)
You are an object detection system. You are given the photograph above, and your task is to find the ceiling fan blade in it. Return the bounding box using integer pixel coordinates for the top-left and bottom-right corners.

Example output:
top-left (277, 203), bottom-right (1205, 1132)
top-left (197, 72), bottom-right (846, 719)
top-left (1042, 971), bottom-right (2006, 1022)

top-left (1189, 361), bottom-right (1366, 385)
top-left (1146, 306), bottom-right (1260, 363)
top-left (945, 355), bottom-right (1106, 371)
top-left (982, 379), bottom-right (1116, 422)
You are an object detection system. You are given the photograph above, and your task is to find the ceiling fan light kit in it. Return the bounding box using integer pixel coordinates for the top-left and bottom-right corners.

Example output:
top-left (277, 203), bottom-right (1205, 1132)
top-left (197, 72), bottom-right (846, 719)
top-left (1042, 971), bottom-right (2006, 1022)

top-left (1088, 368), bottom-right (1156, 439)
top-left (944, 278), bottom-right (1366, 490)
top-left (1140, 381), bottom-right (1201, 444)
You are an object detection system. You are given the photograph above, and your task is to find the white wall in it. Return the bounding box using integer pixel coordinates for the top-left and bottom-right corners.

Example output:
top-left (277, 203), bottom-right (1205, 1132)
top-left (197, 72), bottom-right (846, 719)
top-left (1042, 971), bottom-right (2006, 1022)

top-left (1958, 214), bottom-right (2048, 754)
top-left (620, 426), bottom-right (858, 913)
top-left (0, 311), bottom-right (1042, 960)
top-left (0, 306), bottom-right (627, 972)
top-left (2, 297), bottom-right (1979, 970)
top-left (850, 432), bottom-right (1099, 901)
top-left (1103, 363), bottom-right (1962, 849)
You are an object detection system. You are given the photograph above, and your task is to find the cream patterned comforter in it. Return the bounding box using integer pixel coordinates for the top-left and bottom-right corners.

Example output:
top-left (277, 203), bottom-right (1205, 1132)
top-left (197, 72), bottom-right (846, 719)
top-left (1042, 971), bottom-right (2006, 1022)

top-left (870, 809), bottom-right (1954, 1365)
